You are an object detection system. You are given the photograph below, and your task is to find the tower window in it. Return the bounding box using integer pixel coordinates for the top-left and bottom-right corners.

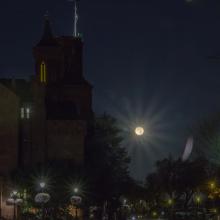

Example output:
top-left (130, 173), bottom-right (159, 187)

top-left (21, 107), bottom-right (31, 119)
top-left (40, 62), bottom-right (47, 83)
top-left (21, 108), bottom-right (25, 119)
top-left (26, 108), bottom-right (30, 119)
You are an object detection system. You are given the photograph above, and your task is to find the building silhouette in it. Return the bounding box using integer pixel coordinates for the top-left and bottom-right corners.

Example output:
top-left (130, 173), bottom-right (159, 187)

top-left (0, 15), bottom-right (93, 218)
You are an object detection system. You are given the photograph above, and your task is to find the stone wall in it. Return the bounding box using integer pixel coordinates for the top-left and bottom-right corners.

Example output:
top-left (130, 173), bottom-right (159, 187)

top-left (47, 120), bottom-right (86, 164)
top-left (0, 84), bottom-right (19, 174)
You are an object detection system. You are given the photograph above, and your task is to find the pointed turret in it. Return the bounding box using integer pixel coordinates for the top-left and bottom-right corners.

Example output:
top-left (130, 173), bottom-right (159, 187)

top-left (37, 13), bottom-right (58, 46)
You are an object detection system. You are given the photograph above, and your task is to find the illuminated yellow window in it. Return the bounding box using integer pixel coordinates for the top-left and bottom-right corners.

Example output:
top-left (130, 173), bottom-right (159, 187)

top-left (40, 62), bottom-right (47, 83)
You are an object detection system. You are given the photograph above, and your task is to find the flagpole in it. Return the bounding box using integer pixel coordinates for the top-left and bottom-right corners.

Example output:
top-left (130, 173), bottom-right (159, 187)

top-left (74, 0), bottom-right (78, 37)
top-left (68, 0), bottom-right (79, 37)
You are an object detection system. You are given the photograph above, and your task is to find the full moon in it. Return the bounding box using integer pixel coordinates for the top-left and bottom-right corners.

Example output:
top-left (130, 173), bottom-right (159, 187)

top-left (135, 127), bottom-right (144, 136)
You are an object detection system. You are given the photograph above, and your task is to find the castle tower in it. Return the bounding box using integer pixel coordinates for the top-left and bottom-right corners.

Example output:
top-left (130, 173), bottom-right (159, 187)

top-left (30, 15), bottom-right (93, 165)
top-left (0, 10), bottom-right (93, 219)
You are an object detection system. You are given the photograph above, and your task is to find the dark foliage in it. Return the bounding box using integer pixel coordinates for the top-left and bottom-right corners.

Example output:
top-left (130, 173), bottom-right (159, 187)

top-left (85, 114), bottom-right (132, 205)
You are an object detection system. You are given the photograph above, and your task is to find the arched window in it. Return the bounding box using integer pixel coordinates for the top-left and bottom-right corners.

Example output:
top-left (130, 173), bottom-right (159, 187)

top-left (40, 62), bottom-right (47, 83)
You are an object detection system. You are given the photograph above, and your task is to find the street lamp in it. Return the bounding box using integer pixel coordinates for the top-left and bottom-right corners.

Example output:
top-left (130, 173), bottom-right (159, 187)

top-left (12, 191), bottom-right (17, 220)
top-left (39, 182), bottom-right (46, 189)
top-left (208, 181), bottom-right (216, 211)
top-left (195, 196), bottom-right (201, 204)
top-left (168, 199), bottom-right (173, 206)
top-left (152, 211), bottom-right (157, 218)
top-left (74, 187), bottom-right (79, 194)
top-left (194, 194), bottom-right (202, 218)
top-left (35, 182), bottom-right (50, 220)
top-left (209, 181), bottom-right (216, 190)
top-left (167, 199), bottom-right (174, 219)
top-left (7, 190), bottom-right (22, 220)
top-left (71, 187), bottom-right (82, 219)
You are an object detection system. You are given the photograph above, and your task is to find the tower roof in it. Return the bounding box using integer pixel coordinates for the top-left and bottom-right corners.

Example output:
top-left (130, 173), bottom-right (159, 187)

top-left (37, 14), bottom-right (59, 47)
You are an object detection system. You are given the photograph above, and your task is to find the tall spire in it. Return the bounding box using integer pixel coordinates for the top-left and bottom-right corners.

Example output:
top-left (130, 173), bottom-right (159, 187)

top-left (37, 12), bottom-right (58, 46)
top-left (42, 12), bottom-right (53, 40)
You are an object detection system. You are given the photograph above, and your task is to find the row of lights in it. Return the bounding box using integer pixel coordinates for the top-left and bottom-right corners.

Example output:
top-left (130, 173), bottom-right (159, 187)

top-left (123, 181), bottom-right (218, 220)
top-left (9, 182), bottom-right (81, 220)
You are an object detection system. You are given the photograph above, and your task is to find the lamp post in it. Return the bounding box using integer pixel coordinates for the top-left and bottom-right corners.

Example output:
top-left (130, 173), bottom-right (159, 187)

top-left (7, 190), bottom-right (22, 220)
top-left (35, 182), bottom-right (50, 220)
top-left (209, 181), bottom-right (216, 212)
top-left (11, 191), bottom-right (17, 220)
top-left (74, 187), bottom-right (79, 194)
top-left (71, 187), bottom-right (82, 219)
top-left (168, 199), bottom-right (174, 219)
top-left (40, 182), bottom-right (46, 220)
top-left (194, 195), bottom-right (201, 219)
top-left (74, 188), bottom-right (78, 218)
top-left (39, 182), bottom-right (46, 190)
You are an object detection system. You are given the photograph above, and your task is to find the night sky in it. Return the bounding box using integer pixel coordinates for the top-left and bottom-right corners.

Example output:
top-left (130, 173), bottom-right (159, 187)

top-left (1, 0), bottom-right (220, 180)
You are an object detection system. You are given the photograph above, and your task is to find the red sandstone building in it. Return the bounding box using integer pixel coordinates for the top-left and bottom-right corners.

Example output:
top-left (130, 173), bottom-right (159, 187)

top-left (0, 16), bottom-right (92, 218)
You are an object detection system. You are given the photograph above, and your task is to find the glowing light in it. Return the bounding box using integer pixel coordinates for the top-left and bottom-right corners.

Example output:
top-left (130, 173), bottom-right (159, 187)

top-left (39, 182), bottom-right (46, 189)
top-left (209, 181), bottom-right (216, 190)
top-left (26, 107), bottom-right (30, 119)
top-left (21, 107), bottom-right (31, 119)
top-left (40, 62), bottom-right (47, 83)
top-left (152, 211), bottom-right (157, 217)
top-left (35, 193), bottom-right (50, 203)
top-left (70, 195), bottom-right (82, 205)
top-left (106, 92), bottom-right (173, 180)
top-left (168, 199), bottom-right (173, 205)
top-left (195, 196), bottom-right (201, 204)
top-left (135, 127), bottom-right (144, 136)
top-left (74, 187), bottom-right (79, 193)
top-left (213, 208), bottom-right (218, 213)
top-left (21, 108), bottom-right (24, 119)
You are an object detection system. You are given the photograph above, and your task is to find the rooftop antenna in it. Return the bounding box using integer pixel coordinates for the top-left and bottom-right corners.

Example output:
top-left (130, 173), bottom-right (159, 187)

top-left (68, 0), bottom-right (79, 37)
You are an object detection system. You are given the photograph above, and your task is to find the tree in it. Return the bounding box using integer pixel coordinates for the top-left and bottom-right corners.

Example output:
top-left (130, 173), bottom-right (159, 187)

top-left (145, 157), bottom-right (208, 211)
top-left (176, 158), bottom-right (208, 209)
top-left (192, 113), bottom-right (220, 165)
top-left (85, 114), bottom-right (132, 206)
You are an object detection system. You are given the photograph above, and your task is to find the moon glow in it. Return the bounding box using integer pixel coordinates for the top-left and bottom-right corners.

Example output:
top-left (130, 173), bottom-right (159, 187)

top-left (135, 127), bottom-right (144, 136)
